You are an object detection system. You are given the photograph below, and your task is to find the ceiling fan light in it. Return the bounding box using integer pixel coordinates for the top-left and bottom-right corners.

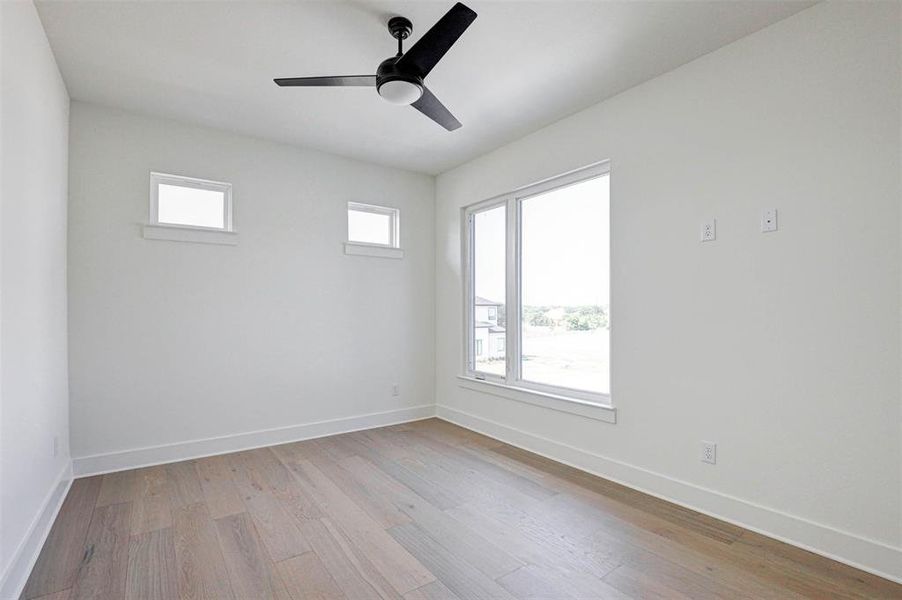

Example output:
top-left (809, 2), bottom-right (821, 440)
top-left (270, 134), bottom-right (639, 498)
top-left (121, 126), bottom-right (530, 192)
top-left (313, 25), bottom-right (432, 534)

top-left (377, 79), bottom-right (423, 105)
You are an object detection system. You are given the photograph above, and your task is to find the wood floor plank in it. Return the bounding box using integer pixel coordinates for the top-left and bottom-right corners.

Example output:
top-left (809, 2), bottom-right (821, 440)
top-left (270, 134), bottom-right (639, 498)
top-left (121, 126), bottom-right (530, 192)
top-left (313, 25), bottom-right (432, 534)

top-left (195, 455), bottom-right (244, 519)
top-left (126, 528), bottom-right (178, 600)
top-left (22, 477), bottom-right (102, 599)
top-left (410, 419), bottom-right (504, 450)
top-left (171, 503), bottom-right (235, 600)
top-left (283, 458), bottom-right (435, 595)
top-left (306, 448), bottom-right (411, 529)
top-left (388, 522), bottom-right (516, 600)
top-left (130, 466), bottom-right (172, 535)
top-left (497, 564), bottom-right (632, 600)
top-left (166, 462), bottom-right (205, 510)
top-left (408, 431), bottom-right (558, 502)
top-left (550, 493), bottom-right (807, 600)
top-left (395, 490), bottom-right (524, 580)
top-left (276, 552), bottom-right (347, 600)
top-left (446, 498), bottom-right (623, 578)
top-left (341, 430), bottom-right (467, 510)
top-left (604, 566), bottom-right (710, 600)
top-left (70, 502), bottom-right (132, 600)
top-left (445, 501), bottom-right (633, 600)
top-left (296, 517), bottom-right (403, 600)
top-left (402, 581), bottom-right (460, 600)
top-left (215, 512), bottom-right (291, 600)
top-left (229, 447), bottom-right (297, 499)
top-left (29, 590), bottom-right (71, 600)
top-left (731, 530), bottom-right (902, 599)
top-left (609, 545), bottom-right (758, 600)
top-left (243, 492), bottom-right (311, 561)
top-left (491, 444), bottom-right (744, 544)
top-left (96, 470), bottom-right (138, 507)
top-left (374, 431), bottom-right (542, 510)
top-left (356, 446), bottom-right (465, 511)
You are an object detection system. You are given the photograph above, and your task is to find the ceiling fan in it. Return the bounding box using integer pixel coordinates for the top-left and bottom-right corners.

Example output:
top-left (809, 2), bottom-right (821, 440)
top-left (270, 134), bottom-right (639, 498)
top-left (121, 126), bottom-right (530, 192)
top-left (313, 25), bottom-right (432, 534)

top-left (274, 2), bottom-right (477, 131)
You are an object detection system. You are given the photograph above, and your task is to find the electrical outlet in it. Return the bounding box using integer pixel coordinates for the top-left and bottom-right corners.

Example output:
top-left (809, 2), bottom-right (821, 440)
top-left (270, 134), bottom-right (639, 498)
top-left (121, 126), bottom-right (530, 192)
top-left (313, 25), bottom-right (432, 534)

top-left (700, 219), bottom-right (716, 242)
top-left (392, 383), bottom-right (400, 397)
top-left (701, 441), bottom-right (717, 464)
top-left (761, 208), bottom-right (777, 233)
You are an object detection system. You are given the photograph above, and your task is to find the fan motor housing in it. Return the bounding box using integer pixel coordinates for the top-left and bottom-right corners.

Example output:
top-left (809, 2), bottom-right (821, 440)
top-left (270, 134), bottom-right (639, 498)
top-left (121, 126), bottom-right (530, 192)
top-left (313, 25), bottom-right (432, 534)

top-left (376, 56), bottom-right (423, 92)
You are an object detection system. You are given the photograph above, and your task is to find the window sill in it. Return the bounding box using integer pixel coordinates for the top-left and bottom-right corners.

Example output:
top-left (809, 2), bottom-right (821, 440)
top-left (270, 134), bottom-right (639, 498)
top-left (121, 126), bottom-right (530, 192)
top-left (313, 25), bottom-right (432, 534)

top-left (344, 242), bottom-right (404, 259)
top-left (143, 224), bottom-right (238, 246)
top-left (456, 376), bottom-right (616, 423)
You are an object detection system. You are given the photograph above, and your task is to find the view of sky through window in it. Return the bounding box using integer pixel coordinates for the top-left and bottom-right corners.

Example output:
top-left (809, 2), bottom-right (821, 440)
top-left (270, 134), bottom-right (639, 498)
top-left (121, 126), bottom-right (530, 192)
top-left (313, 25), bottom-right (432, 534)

top-left (157, 183), bottom-right (225, 229)
top-left (521, 175), bottom-right (610, 393)
top-left (348, 208), bottom-right (393, 246)
top-left (472, 204), bottom-right (506, 376)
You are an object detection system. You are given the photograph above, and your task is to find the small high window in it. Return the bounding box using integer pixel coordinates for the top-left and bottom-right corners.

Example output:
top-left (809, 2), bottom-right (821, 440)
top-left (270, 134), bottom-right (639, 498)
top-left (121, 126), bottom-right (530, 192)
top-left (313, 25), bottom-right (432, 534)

top-left (347, 202), bottom-right (400, 248)
top-left (150, 172), bottom-right (232, 231)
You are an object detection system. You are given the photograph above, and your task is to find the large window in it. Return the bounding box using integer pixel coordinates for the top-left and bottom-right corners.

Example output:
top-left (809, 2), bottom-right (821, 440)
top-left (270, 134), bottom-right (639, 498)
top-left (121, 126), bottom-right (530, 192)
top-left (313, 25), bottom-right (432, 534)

top-left (464, 163), bottom-right (610, 405)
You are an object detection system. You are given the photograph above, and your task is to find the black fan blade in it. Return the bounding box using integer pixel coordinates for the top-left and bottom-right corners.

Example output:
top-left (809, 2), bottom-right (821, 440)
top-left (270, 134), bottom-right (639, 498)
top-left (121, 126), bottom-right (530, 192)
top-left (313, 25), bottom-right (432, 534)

top-left (411, 86), bottom-right (461, 131)
top-left (274, 75), bottom-right (376, 87)
top-left (396, 3), bottom-right (477, 78)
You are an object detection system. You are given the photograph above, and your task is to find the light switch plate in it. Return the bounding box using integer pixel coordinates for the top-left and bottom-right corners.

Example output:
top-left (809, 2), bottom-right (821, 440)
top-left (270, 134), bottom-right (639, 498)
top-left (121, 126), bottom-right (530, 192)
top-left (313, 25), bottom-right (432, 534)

top-left (761, 208), bottom-right (777, 233)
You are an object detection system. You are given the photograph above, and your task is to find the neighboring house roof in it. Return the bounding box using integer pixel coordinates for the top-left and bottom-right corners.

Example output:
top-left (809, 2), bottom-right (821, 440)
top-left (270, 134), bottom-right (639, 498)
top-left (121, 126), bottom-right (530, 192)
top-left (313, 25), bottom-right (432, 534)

top-left (475, 296), bottom-right (502, 307)
top-left (474, 320), bottom-right (506, 333)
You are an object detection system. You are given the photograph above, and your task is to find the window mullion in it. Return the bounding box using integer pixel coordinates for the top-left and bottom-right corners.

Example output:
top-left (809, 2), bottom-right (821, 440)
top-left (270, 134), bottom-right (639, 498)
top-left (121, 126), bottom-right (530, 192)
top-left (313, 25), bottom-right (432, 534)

top-left (505, 196), bottom-right (520, 385)
top-left (466, 212), bottom-right (475, 373)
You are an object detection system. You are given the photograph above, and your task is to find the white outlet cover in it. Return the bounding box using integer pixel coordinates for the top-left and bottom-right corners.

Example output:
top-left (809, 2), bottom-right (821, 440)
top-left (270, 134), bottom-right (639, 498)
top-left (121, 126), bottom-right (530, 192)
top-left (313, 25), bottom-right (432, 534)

top-left (701, 441), bottom-right (717, 464)
top-left (700, 219), bottom-right (716, 242)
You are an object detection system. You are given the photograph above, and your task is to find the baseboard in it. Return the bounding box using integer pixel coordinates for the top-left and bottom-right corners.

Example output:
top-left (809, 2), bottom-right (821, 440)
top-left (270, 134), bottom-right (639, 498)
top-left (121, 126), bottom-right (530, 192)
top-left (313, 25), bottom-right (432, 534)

top-left (435, 404), bottom-right (902, 585)
top-left (73, 404), bottom-right (436, 477)
top-left (0, 462), bottom-right (73, 600)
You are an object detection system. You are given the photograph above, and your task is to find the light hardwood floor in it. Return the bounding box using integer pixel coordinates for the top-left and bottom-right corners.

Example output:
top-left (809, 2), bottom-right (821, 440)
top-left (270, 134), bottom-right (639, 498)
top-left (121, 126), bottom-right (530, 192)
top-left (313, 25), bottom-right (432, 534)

top-left (21, 418), bottom-right (902, 599)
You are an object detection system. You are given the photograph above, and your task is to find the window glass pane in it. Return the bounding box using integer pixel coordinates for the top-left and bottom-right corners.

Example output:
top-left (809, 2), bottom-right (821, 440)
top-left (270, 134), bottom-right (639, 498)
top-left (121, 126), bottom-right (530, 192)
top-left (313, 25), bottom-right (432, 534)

top-left (349, 209), bottom-right (392, 246)
top-left (157, 183), bottom-right (225, 229)
top-left (472, 205), bottom-right (506, 376)
top-left (520, 175), bottom-right (610, 394)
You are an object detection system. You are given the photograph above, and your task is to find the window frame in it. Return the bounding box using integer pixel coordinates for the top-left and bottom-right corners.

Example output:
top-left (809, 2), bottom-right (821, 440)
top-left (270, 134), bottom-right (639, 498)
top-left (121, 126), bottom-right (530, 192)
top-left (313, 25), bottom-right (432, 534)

top-left (462, 161), bottom-right (612, 408)
top-left (149, 172), bottom-right (233, 232)
top-left (347, 202), bottom-right (401, 249)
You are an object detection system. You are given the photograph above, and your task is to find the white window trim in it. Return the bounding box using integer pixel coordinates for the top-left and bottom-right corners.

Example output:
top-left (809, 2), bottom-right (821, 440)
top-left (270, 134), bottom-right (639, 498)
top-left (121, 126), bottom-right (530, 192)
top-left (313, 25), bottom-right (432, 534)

top-left (461, 161), bottom-right (614, 417)
top-left (144, 172), bottom-right (236, 244)
top-left (344, 241), bottom-right (404, 259)
top-left (457, 376), bottom-right (616, 423)
top-left (347, 202), bottom-right (401, 248)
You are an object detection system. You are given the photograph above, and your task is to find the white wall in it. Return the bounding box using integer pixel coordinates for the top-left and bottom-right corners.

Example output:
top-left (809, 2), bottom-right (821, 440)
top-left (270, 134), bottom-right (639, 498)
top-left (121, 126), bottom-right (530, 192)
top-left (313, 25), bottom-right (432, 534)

top-left (0, 0), bottom-right (71, 594)
top-left (68, 103), bottom-right (435, 465)
top-left (435, 1), bottom-right (901, 580)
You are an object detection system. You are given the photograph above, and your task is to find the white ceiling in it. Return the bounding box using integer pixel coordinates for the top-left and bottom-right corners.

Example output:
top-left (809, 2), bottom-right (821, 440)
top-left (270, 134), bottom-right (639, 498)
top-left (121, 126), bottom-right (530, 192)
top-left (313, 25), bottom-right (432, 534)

top-left (36, 1), bottom-right (812, 174)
